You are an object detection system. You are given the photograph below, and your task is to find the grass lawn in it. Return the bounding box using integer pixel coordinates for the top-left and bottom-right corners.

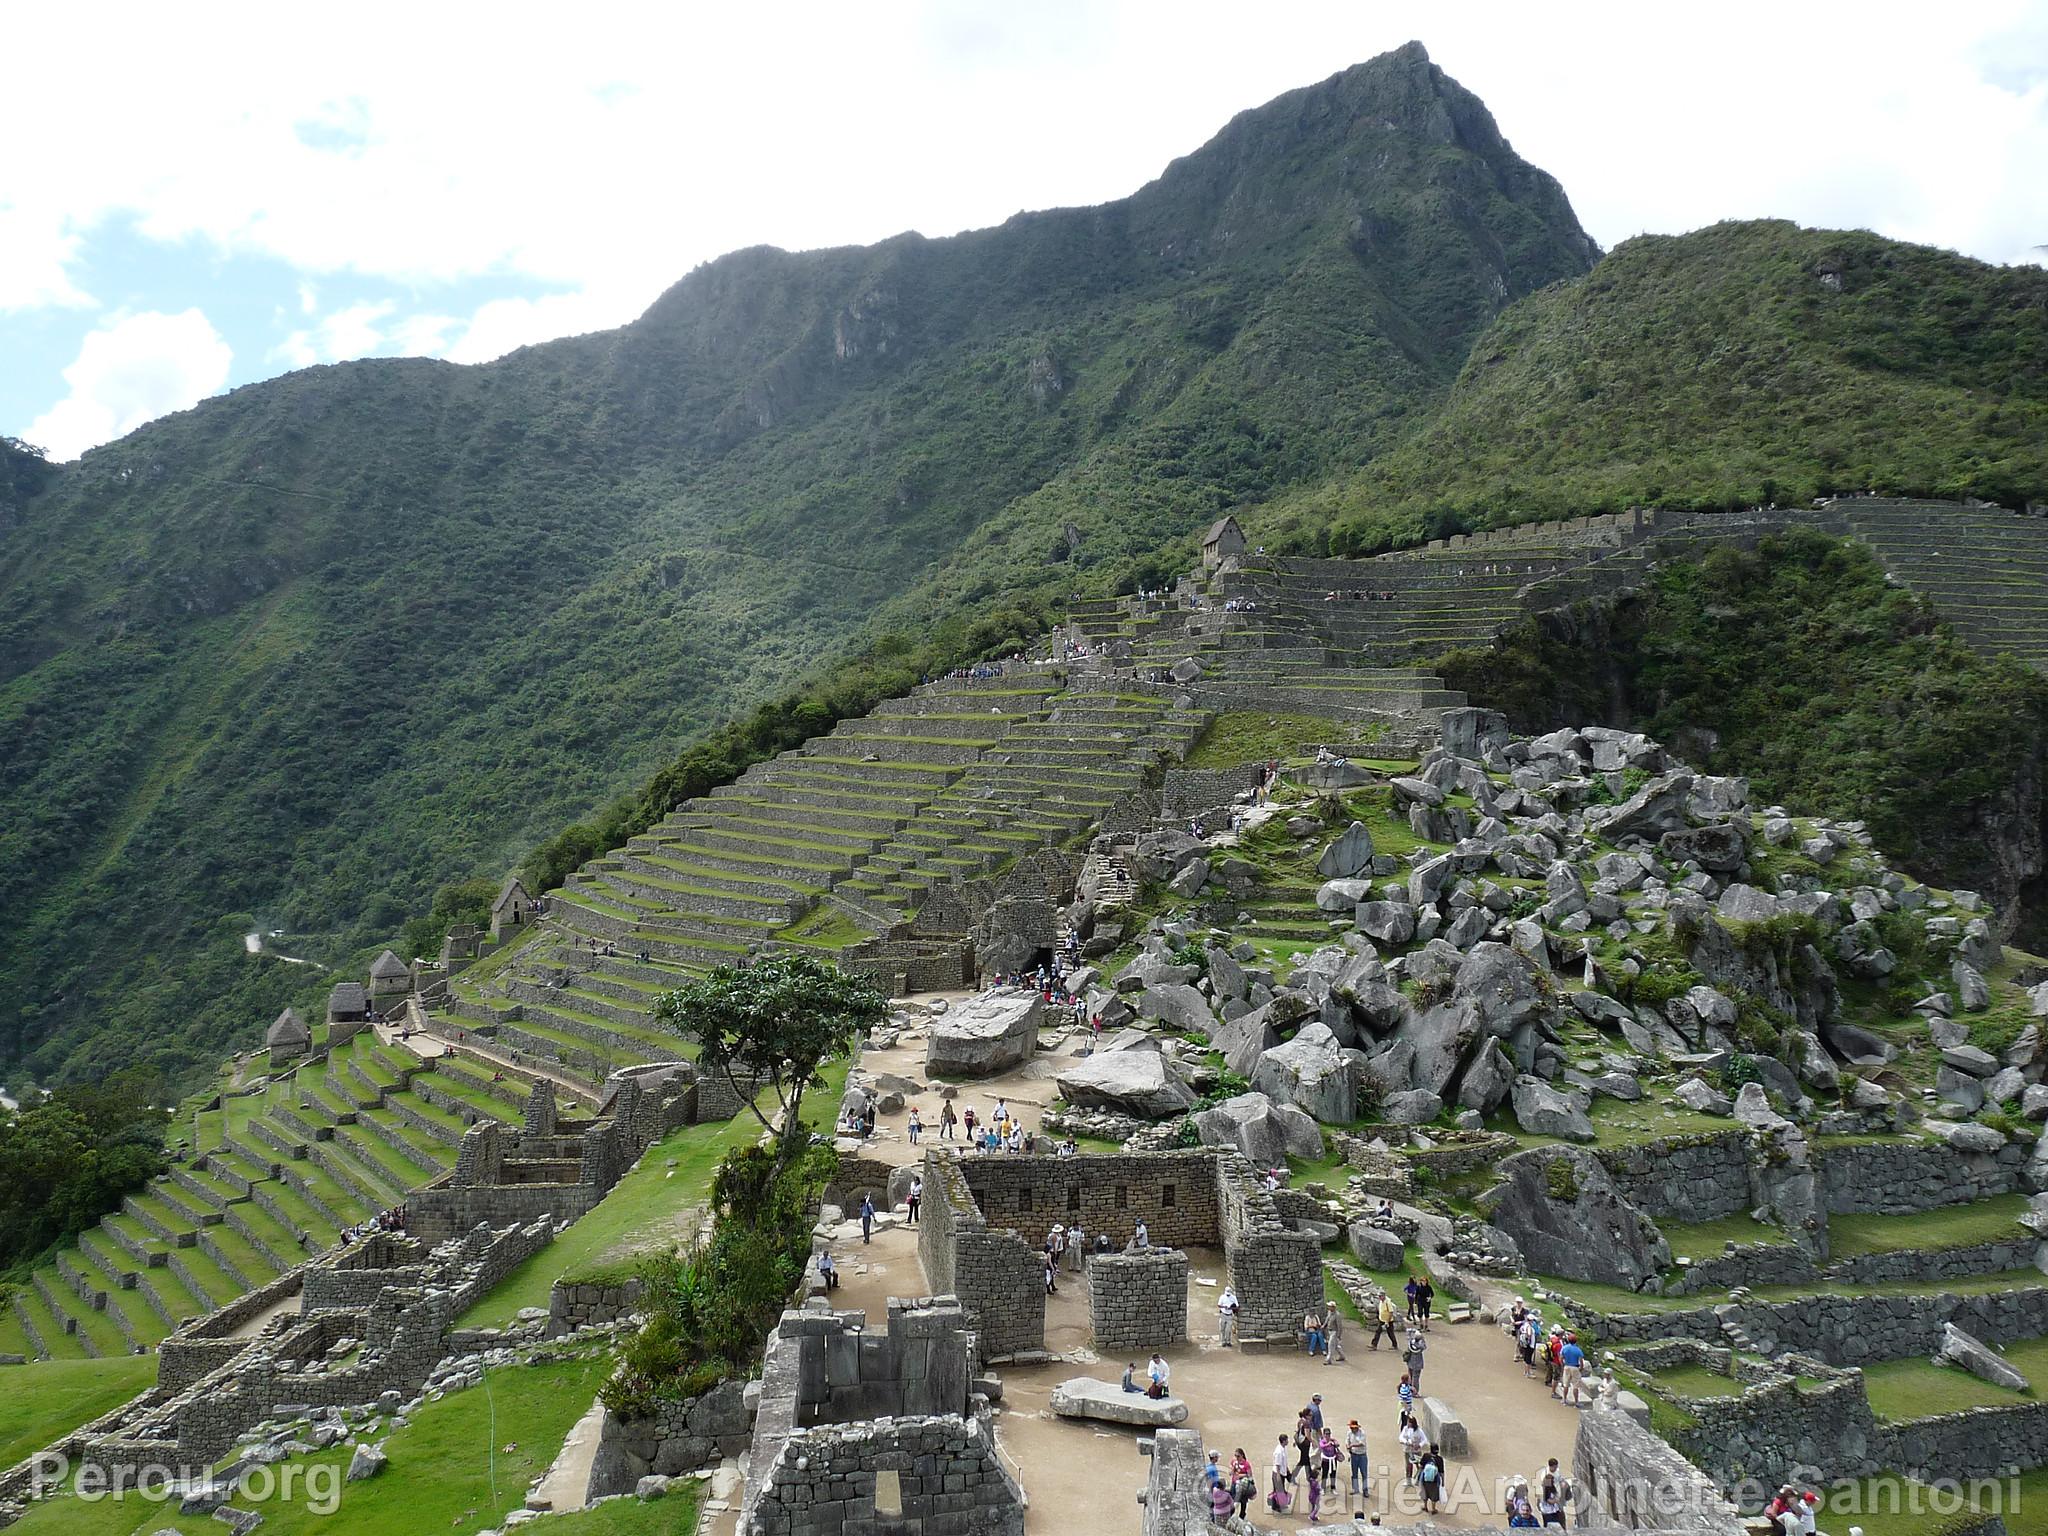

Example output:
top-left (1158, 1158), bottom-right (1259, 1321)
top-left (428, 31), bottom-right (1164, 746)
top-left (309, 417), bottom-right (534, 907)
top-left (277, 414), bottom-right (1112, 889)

top-left (0, 1356), bottom-right (158, 1469)
top-left (1184, 710), bottom-right (1386, 770)
top-left (1657, 1212), bottom-right (1786, 1256)
top-left (1642, 1362), bottom-right (1743, 1399)
top-left (1828, 1193), bottom-right (2031, 1258)
top-left (12, 1352), bottom-right (613, 1536)
top-left (455, 1057), bottom-right (850, 1328)
top-left (1824, 1471), bottom-right (2048, 1536)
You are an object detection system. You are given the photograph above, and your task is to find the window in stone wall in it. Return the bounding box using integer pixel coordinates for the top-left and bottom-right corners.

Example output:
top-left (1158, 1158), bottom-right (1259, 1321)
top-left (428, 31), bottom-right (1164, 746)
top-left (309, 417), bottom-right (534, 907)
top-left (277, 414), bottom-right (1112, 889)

top-left (1162, 1183), bottom-right (1176, 1207)
top-left (1067, 1184), bottom-right (1081, 1211)
top-left (1017, 1187), bottom-right (1033, 1212)
top-left (1116, 1184), bottom-right (1128, 1208)
top-left (875, 1469), bottom-right (903, 1518)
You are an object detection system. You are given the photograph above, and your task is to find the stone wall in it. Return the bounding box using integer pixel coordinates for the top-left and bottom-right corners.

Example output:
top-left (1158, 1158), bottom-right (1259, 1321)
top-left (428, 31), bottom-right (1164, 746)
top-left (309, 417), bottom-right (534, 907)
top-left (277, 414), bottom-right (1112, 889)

top-left (548, 1276), bottom-right (645, 1336)
top-left (955, 1148), bottom-right (1224, 1250)
top-left (1573, 1403), bottom-right (1747, 1535)
top-left (1140, 1426), bottom-right (1211, 1536)
top-left (739, 1415), bottom-right (1023, 1536)
top-left (781, 1298), bottom-right (974, 1425)
top-left (915, 1150), bottom-right (1044, 1359)
top-left (586, 1378), bottom-right (750, 1496)
top-left (1160, 766), bottom-right (1258, 819)
top-left (1816, 1138), bottom-right (2025, 1214)
top-left (1599, 1132), bottom-right (1755, 1222)
top-left (1090, 1248), bottom-right (1189, 1352)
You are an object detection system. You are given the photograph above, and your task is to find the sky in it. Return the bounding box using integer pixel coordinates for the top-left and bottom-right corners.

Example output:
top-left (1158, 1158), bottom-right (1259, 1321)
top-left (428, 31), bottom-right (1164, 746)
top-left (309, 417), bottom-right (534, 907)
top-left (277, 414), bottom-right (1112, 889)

top-left (5, 0), bottom-right (2046, 461)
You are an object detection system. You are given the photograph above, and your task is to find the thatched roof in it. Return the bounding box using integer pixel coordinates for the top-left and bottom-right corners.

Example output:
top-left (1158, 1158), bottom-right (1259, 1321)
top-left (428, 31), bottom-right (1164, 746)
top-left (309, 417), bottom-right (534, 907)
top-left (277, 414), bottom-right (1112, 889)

top-left (327, 981), bottom-right (368, 1018)
top-left (265, 1007), bottom-right (311, 1048)
top-left (369, 949), bottom-right (409, 979)
top-left (1202, 515), bottom-right (1243, 547)
top-left (492, 875), bottom-right (530, 914)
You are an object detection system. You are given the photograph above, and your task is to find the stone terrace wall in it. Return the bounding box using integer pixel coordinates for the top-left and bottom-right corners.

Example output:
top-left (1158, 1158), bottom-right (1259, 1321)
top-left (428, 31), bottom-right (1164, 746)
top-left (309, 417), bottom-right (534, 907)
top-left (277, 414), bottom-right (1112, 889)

top-left (587, 1378), bottom-right (750, 1497)
top-left (740, 1414), bottom-right (1023, 1536)
top-left (548, 1276), bottom-right (645, 1336)
top-left (1816, 1138), bottom-right (2024, 1214)
top-left (1215, 1155), bottom-right (1324, 1343)
top-left (1091, 1248), bottom-right (1189, 1352)
top-left (1574, 1404), bottom-right (1747, 1536)
top-left (1161, 766), bottom-right (1258, 819)
top-left (1600, 1132), bottom-right (1754, 1222)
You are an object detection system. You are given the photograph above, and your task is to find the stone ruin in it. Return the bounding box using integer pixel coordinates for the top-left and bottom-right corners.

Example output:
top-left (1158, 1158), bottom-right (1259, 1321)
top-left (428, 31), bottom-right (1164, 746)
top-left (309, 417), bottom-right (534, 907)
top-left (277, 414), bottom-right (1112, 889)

top-left (738, 1296), bottom-right (1023, 1536)
top-left (915, 1145), bottom-right (1320, 1360)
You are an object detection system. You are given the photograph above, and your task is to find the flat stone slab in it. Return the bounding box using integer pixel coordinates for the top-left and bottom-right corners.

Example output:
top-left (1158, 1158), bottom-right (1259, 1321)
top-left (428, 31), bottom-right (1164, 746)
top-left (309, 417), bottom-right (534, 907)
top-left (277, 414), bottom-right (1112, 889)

top-left (1048, 1377), bottom-right (1188, 1426)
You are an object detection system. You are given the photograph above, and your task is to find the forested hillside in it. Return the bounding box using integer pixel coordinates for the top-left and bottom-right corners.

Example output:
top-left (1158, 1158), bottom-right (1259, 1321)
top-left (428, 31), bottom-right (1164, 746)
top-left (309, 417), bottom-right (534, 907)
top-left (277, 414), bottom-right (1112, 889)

top-left (1259, 220), bottom-right (2048, 554)
top-left (0, 43), bottom-right (1596, 1088)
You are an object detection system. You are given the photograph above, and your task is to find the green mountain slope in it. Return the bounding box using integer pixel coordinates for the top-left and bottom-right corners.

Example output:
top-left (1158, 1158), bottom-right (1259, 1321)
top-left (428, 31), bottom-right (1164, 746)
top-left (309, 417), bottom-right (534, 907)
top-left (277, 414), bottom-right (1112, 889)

top-left (0, 43), bottom-right (1597, 1088)
top-left (1261, 219), bottom-right (2048, 554)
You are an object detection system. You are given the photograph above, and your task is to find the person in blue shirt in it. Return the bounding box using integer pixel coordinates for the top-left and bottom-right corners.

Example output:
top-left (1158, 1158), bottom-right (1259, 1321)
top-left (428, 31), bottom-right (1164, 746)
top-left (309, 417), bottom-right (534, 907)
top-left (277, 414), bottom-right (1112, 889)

top-left (1559, 1332), bottom-right (1587, 1405)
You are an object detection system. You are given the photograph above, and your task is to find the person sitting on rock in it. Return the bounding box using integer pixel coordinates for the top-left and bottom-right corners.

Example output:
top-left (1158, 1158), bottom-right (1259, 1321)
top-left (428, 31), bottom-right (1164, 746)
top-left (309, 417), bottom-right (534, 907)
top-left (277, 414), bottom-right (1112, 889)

top-left (1121, 1361), bottom-right (1140, 1393)
top-left (818, 1251), bottom-right (838, 1290)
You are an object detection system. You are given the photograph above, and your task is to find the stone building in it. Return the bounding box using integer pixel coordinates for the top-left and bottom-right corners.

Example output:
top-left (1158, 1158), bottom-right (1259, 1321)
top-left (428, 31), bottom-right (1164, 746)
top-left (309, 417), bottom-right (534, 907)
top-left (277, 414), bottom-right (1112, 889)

top-left (368, 948), bottom-right (411, 999)
top-left (325, 981), bottom-right (369, 1041)
top-left (490, 876), bottom-right (532, 941)
top-left (1201, 514), bottom-right (1247, 571)
top-left (264, 1006), bottom-right (311, 1067)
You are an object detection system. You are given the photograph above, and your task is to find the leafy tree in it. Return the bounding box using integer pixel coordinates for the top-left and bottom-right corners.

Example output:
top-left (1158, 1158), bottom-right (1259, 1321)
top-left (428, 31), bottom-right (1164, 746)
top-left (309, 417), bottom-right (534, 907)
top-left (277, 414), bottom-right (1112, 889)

top-left (655, 953), bottom-right (885, 1160)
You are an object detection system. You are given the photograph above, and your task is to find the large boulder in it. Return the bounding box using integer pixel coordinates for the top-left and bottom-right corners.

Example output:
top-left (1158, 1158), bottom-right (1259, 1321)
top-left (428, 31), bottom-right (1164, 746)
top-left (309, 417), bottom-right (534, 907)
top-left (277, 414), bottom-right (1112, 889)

top-left (1937, 1324), bottom-right (2029, 1391)
top-left (1510, 1076), bottom-right (1595, 1141)
top-left (1316, 878), bottom-right (1376, 912)
top-left (1479, 1146), bottom-right (1670, 1291)
top-left (925, 989), bottom-right (1043, 1078)
top-left (1193, 1091), bottom-right (1325, 1163)
top-left (1356, 901), bottom-right (1417, 945)
top-left (1346, 1222), bottom-right (1407, 1271)
top-left (1660, 823), bottom-right (1750, 874)
top-left (1056, 1050), bottom-right (1195, 1119)
top-left (1139, 982), bottom-right (1217, 1037)
top-left (1586, 770), bottom-right (1696, 842)
top-left (1130, 829), bottom-right (1207, 884)
top-left (1318, 822), bottom-right (1377, 879)
top-left (1251, 1023), bottom-right (1357, 1123)
top-left (1453, 943), bottom-right (1551, 1036)
top-left (1455, 1039), bottom-right (1516, 1113)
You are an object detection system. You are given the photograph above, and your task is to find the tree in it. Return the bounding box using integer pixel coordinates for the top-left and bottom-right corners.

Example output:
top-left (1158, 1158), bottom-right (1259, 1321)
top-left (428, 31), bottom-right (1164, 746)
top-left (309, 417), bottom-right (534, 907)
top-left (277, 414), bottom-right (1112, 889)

top-left (655, 952), bottom-right (886, 1160)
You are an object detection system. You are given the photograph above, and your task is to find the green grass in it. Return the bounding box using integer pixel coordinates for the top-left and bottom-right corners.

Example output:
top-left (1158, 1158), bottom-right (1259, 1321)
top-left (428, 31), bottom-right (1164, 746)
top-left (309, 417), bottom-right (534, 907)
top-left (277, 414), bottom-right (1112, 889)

top-left (1538, 1265), bottom-right (2048, 1320)
top-left (455, 1057), bottom-right (848, 1327)
top-left (1658, 1212), bottom-right (1787, 1255)
top-left (8, 1352), bottom-right (612, 1535)
top-left (518, 1485), bottom-right (702, 1533)
top-left (1824, 1471), bottom-right (2048, 1536)
top-left (1827, 1193), bottom-right (2032, 1259)
top-left (0, 1356), bottom-right (157, 1468)
top-left (1642, 1362), bottom-right (1743, 1399)
top-left (1184, 710), bottom-right (1385, 770)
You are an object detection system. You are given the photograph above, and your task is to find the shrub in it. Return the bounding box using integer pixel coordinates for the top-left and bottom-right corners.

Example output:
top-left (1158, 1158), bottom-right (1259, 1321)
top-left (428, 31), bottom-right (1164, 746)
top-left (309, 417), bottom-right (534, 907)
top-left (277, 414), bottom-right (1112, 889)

top-left (1546, 1159), bottom-right (1580, 1201)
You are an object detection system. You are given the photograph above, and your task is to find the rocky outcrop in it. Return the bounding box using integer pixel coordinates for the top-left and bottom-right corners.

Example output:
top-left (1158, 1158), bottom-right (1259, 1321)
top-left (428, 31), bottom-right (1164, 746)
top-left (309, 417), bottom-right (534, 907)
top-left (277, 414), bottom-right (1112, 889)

top-left (1478, 1146), bottom-right (1670, 1291)
top-left (925, 990), bottom-right (1042, 1078)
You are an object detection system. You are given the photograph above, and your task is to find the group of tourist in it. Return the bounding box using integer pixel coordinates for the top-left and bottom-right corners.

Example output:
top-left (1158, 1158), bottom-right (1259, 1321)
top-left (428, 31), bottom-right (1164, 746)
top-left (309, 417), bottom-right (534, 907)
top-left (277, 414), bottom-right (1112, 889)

top-left (1323, 588), bottom-right (1397, 602)
top-left (1505, 1297), bottom-right (1588, 1405)
top-left (1220, 596), bottom-right (1259, 612)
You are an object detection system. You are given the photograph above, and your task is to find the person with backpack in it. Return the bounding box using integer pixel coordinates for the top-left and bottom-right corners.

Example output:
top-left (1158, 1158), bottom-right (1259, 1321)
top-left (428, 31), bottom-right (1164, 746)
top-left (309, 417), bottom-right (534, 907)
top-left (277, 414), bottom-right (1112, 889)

top-left (1398, 1413), bottom-right (1425, 1483)
top-left (1370, 1289), bottom-right (1399, 1350)
top-left (1418, 1445), bottom-right (1444, 1513)
top-left (1404, 1330), bottom-right (1427, 1396)
top-left (1230, 1449), bottom-right (1256, 1521)
top-left (1560, 1332), bottom-right (1586, 1405)
top-left (1270, 1436), bottom-right (1295, 1514)
top-left (1415, 1274), bottom-right (1435, 1330)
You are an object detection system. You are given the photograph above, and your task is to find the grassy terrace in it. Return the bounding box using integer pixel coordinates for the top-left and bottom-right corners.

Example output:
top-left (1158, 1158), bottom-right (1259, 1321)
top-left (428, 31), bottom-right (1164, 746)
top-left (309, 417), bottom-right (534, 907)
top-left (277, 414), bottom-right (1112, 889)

top-left (455, 1057), bottom-right (849, 1329)
top-left (1828, 1193), bottom-right (2032, 1257)
top-left (0, 1356), bottom-right (157, 1469)
top-left (1537, 1265), bottom-right (2048, 1321)
top-left (1859, 1332), bottom-right (2048, 1421)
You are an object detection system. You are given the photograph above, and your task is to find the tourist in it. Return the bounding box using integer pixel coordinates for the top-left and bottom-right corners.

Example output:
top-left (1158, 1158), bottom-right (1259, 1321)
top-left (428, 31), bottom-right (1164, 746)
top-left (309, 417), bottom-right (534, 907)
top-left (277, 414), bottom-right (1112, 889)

top-left (1204, 1450), bottom-right (1223, 1490)
top-left (1303, 1305), bottom-right (1325, 1357)
top-left (963, 1107), bottom-right (977, 1140)
top-left (1271, 1437), bottom-right (1295, 1514)
top-left (1324, 1303), bottom-right (1347, 1365)
top-left (1404, 1274), bottom-right (1423, 1326)
top-left (1559, 1331), bottom-right (1585, 1404)
top-left (1293, 1408), bottom-right (1316, 1476)
top-left (1068, 1221), bottom-right (1087, 1270)
top-left (1507, 1480), bottom-right (1537, 1527)
top-left (859, 1193), bottom-right (875, 1244)
top-left (1418, 1444), bottom-right (1443, 1513)
top-left (818, 1250), bottom-right (838, 1290)
top-left (939, 1103), bottom-right (957, 1140)
top-left (1508, 1296), bottom-right (1529, 1356)
top-left (1415, 1274), bottom-right (1434, 1329)
top-left (907, 1175), bottom-right (922, 1226)
top-left (1308, 1394), bottom-right (1324, 1433)
top-left (1230, 1448), bottom-right (1256, 1520)
top-left (1133, 1218), bottom-right (1150, 1249)
top-left (907, 1108), bottom-right (922, 1144)
top-left (1543, 1324), bottom-right (1563, 1395)
top-left (1317, 1425), bottom-right (1340, 1491)
top-left (1306, 1461), bottom-right (1323, 1522)
top-left (1345, 1419), bottom-right (1368, 1497)
top-left (1208, 1475), bottom-right (1234, 1526)
top-left (1404, 1330), bottom-right (1427, 1396)
top-left (1539, 1476), bottom-right (1566, 1528)
top-left (1517, 1312), bottom-right (1540, 1376)
top-left (1044, 1250), bottom-right (1058, 1295)
top-left (1217, 1285), bottom-right (1240, 1348)
top-left (1796, 1493), bottom-right (1819, 1536)
top-left (1146, 1354), bottom-right (1170, 1398)
top-left (1371, 1289), bottom-right (1398, 1350)
top-left (1399, 1414), bottom-right (1425, 1483)
top-left (1121, 1362), bottom-right (1140, 1393)
top-left (1396, 1372), bottom-right (1415, 1419)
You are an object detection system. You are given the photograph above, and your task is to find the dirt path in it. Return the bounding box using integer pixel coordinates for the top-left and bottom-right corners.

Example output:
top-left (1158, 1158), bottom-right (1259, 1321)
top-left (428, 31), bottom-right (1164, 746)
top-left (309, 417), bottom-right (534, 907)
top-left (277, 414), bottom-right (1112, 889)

top-left (225, 1291), bottom-right (302, 1341)
top-left (533, 1395), bottom-right (608, 1512)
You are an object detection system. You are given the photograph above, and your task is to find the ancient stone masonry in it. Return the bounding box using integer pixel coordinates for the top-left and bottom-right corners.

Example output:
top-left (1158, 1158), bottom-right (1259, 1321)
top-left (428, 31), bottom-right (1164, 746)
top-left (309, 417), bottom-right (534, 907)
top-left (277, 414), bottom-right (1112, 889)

top-left (1815, 1136), bottom-right (2025, 1214)
top-left (917, 1146), bottom-right (1320, 1355)
top-left (1090, 1247), bottom-right (1189, 1352)
top-left (586, 1378), bottom-right (751, 1498)
top-left (1572, 1403), bottom-right (1748, 1536)
top-left (737, 1297), bottom-right (1022, 1536)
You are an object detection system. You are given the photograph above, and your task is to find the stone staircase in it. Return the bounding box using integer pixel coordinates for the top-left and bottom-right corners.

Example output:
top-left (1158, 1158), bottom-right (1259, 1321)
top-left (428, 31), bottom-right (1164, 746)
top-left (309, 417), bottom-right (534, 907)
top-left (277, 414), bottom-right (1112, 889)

top-left (0, 1030), bottom-right (539, 1363)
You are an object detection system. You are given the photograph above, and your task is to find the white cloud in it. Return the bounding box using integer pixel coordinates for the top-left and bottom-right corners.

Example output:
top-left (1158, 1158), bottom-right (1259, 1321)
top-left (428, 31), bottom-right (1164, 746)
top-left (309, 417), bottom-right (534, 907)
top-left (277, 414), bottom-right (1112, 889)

top-left (0, 205), bottom-right (93, 312)
top-left (274, 300), bottom-right (395, 369)
top-left (440, 289), bottom-right (645, 365)
top-left (26, 309), bottom-right (232, 460)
